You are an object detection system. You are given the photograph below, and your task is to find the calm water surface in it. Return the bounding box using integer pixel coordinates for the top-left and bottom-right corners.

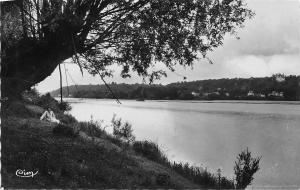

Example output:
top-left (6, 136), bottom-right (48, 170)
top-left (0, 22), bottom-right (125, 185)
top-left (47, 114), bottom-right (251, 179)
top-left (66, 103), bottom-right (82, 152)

top-left (67, 98), bottom-right (300, 187)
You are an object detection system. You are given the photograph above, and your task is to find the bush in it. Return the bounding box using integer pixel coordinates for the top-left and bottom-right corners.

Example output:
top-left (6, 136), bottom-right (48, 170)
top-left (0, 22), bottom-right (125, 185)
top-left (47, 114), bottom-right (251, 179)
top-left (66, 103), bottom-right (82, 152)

top-left (58, 101), bottom-right (72, 112)
top-left (133, 141), bottom-right (169, 165)
top-left (111, 114), bottom-right (135, 143)
top-left (76, 120), bottom-right (106, 139)
top-left (58, 114), bottom-right (78, 125)
top-left (36, 93), bottom-right (61, 112)
top-left (22, 88), bottom-right (40, 103)
top-left (105, 135), bottom-right (123, 147)
top-left (52, 124), bottom-right (79, 138)
top-left (234, 148), bottom-right (261, 189)
top-left (76, 118), bottom-right (126, 147)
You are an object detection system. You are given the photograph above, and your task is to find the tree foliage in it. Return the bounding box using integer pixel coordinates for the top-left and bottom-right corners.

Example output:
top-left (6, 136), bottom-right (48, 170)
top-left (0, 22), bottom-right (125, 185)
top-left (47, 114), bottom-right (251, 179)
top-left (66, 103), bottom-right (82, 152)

top-left (1, 0), bottom-right (254, 97)
top-left (234, 148), bottom-right (261, 189)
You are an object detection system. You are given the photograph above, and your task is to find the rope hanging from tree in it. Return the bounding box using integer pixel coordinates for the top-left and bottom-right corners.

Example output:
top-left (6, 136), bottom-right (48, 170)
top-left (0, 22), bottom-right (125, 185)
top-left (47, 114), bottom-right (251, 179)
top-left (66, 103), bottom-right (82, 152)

top-left (70, 34), bottom-right (121, 105)
top-left (65, 68), bottom-right (79, 92)
top-left (173, 71), bottom-right (187, 81)
top-left (58, 64), bottom-right (63, 102)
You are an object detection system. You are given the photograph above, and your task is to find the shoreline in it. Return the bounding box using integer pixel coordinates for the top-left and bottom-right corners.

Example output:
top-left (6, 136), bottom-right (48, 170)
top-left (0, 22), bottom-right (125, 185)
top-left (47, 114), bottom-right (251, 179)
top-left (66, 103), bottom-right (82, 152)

top-left (56, 97), bottom-right (300, 105)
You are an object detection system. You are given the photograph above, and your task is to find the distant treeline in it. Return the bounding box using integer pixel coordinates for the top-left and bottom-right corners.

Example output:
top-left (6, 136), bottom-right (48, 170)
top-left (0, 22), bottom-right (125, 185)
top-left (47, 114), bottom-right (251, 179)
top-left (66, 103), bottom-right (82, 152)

top-left (50, 74), bottom-right (300, 101)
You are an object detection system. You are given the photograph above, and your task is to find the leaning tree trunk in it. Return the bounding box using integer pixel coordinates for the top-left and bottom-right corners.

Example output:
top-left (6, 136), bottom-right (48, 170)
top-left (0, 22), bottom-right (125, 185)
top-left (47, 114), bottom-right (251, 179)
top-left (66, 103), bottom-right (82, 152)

top-left (1, 37), bottom-right (74, 99)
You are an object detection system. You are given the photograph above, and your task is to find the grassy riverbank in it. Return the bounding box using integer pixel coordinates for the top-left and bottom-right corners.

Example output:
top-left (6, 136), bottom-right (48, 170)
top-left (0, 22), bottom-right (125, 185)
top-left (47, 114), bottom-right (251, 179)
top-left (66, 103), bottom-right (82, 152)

top-left (1, 91), bottom-right (234, 188)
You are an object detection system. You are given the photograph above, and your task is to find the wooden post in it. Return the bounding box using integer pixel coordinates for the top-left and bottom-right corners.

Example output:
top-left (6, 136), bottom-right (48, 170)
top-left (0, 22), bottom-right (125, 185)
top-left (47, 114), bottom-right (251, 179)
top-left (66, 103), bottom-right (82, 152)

top-left (63, 63), bottom-right (69, 97)
top-left (217, 168), bottom-right (221, 190)
top-left (58, 64), bottom-right (63, 102)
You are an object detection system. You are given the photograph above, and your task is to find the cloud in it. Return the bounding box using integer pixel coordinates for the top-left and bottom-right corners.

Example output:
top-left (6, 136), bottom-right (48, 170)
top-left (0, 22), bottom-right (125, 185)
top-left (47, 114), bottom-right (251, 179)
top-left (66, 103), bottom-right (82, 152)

top-left (167, 54), bottom-right (300, 83)
top-left (219, 0), bottom-right (300, 57)
top-left (222, 54), bottom-right (300, 78)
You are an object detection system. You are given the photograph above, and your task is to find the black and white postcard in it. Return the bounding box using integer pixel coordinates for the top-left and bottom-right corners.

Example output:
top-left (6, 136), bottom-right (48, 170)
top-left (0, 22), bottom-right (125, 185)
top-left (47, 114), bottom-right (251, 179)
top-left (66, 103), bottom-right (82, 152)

top-left (1, 0), bottom-right (300, 189)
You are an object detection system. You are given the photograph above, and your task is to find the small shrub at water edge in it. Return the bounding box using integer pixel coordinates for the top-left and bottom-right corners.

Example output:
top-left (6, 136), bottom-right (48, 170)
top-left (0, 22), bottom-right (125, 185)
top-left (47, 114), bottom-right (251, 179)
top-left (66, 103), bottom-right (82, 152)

top-left (111, 114), bottom-right (135, 143)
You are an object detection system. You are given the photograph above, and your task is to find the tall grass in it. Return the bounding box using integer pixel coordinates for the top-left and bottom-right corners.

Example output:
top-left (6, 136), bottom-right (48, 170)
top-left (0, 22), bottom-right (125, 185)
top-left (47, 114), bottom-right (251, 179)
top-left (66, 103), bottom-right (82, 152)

top-left (76, 120), bottom-right (106, 138)
top-left (133, 140), bottom-right (234, 189)
top-left (75, 119), bottom-right (124, 147)
top-left (133, 141), bottom-right (170, 165)
top-left (75, 116), bottom-right (235, 189)
top-left (171, 162), bottom-right (234, 188)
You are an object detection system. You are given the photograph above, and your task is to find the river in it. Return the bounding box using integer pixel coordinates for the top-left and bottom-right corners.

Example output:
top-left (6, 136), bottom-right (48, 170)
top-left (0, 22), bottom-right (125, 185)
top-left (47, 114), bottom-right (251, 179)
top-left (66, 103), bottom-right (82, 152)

top-left (66, 98), bottom-right (300, 188)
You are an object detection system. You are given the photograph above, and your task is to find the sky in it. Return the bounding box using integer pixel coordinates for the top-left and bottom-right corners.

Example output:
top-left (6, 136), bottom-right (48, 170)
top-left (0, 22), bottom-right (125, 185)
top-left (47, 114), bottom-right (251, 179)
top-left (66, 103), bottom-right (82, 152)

top-left (36, 0), bottom-right (300, 93)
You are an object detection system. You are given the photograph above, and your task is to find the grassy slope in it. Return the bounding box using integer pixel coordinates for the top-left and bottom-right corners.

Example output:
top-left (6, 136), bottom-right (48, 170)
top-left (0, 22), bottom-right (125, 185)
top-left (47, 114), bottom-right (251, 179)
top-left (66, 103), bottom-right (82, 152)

top-left (1, 103), bottom-right (199, 188)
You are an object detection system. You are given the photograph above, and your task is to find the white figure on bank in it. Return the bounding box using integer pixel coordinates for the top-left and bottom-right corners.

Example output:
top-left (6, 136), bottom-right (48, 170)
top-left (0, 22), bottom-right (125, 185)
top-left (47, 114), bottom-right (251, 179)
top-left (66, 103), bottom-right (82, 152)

top-left (40, 108), bottom-right (60, 123)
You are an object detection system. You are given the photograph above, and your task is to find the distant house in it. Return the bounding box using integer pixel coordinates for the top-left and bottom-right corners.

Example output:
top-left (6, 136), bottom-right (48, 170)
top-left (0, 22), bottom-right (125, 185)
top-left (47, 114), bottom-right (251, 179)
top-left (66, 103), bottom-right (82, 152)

top-left (191, 91), bottom-right (200, 97)
top-left (279, 92), bottom-right (284, 97)
top-left (257, 93), bottom-right (266, 98)
top-left (247, 91), bottom-right (266, 98)
top-left (203, 92), bottom-right (220, 96)
top-left (268, 91), bottom-right (284, 97)
top-left (247, 91), bottom-right (255, 96)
